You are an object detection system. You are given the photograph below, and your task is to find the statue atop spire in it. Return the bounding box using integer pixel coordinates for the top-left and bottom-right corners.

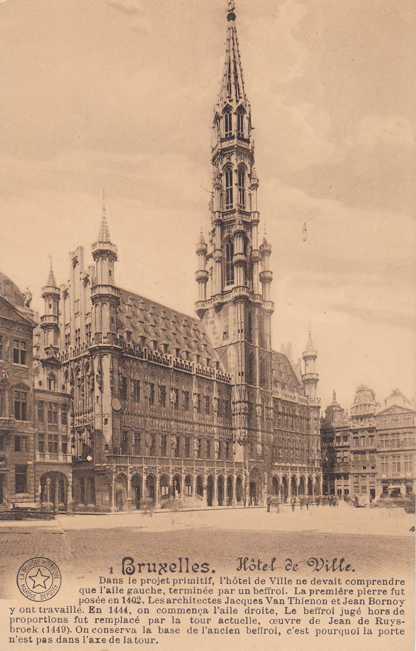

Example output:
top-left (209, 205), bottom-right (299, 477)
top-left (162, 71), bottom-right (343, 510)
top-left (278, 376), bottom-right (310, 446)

top-left (218, 0), bottom-right (247, 106)
top-left (227, 0), bottom-right (236, 22)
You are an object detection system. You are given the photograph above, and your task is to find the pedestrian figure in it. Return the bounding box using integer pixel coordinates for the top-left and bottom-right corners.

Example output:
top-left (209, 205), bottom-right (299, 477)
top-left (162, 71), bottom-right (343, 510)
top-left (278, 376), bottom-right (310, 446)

top-left (266, 495), bottom-right (271, 513)
top-left (291, 497), bottom-right (296, 512)
top-left (306, 499), bottom-right (309, 511)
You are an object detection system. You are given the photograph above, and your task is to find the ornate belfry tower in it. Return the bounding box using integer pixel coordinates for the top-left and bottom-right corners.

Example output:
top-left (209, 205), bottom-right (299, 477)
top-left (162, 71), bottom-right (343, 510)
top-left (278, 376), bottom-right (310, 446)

top-left (196, 0), bottom-right (274, 464)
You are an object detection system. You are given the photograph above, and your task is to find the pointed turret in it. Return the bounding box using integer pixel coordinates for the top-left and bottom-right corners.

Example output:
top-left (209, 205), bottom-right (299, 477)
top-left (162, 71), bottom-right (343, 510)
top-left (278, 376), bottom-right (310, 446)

top-left (41, 258), bottom-right (60, 358)
top-left (91, 197), bottom-right (120, 346)
top-left (302, 329), bottom-right (319, 401)
top-left (46, 258), bottom-right (58, 290)
top-left (98, 192), bottom-right (111, 243)
top-left (92, 195), bottom-right (118, 265)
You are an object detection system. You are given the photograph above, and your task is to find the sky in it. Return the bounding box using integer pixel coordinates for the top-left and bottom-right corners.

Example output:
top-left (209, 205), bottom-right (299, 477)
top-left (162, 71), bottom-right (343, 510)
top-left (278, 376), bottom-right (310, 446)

top-left (0, 0), bottom-right (415, 410)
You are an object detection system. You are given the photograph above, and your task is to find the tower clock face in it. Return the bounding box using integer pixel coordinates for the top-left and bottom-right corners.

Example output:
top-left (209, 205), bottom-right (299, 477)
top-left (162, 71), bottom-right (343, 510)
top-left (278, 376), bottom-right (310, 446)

top-left (111, 398), bottom-right (121, 412)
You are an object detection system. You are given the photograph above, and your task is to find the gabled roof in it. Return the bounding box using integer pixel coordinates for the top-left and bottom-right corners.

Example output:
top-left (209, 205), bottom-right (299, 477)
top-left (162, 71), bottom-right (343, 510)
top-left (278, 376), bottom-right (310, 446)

top-left (118, 288), bottom-right (223, 367)
top-left (272, 351), bottom-right (304, 394)
top-left (0, 271), bottom-right (25, 307)
top-left (0, 295), bottom-right (35, 328)
top-left (377, 404), bottom-right (415, 417)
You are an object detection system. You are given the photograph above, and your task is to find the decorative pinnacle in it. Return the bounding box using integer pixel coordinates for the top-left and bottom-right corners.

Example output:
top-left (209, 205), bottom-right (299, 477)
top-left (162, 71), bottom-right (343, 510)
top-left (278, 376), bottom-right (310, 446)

top-left (46, 255), bottom-right (57, 288)
top-left (98, 189), bottom-right (111, 242)
top-left (304, 328), bottom-right (317, 355)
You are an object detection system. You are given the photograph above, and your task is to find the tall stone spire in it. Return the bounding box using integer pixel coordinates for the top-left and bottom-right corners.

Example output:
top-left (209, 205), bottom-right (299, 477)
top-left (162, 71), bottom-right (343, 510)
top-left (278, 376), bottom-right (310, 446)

top-left (217, 0), bottom-right (248, 108)
top-left (196, 1), bottom-right (275, 465)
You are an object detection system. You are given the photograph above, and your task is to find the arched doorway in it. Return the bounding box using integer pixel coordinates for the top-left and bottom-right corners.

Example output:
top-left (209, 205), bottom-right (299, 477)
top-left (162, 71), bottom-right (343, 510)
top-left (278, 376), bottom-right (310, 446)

top-left (115, 474), bottom-right (128, 511)
top-left (40, 472), bottom-right (68, 511)
top-left (227, 476), bottom-right (233, 505)
top-left (172, 474), bottom-right (181, 498)
top-left (299, 476), bottom-right (305, 496)
top-left (184, 475), bottom-right (192, 496)
top-left (281, 476), bottom-right (288, 502)
top-left (291, 476), bottom-right (297, 498)
top-left (145, 474), bottom-right (156, 504)
top-left (217, 475), bottom-right (224, 506)
top-left (249, 468), bottom-right (262, 505)
top-left (196, 475), bottom-right (204, 498)
top-left (314, 477), bottom-right (321, 496)
top-left (160, 474), bottom-right (170, 500)
top-left (307, 476), bottom-right (313, 496)
top-left (272, 476), bottom-right (279, 496)
top-left (131, 473), bottom-right (142, 510)
top-left (236, 476), bottom-right (243, 504)
top-left (206, 475), bottom-right (214, 506)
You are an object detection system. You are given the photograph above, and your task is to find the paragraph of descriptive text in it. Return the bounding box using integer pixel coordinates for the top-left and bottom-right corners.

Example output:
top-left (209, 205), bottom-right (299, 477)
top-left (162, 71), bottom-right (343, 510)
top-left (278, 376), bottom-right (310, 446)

top-left (8, 572), bottom-right (409, 646)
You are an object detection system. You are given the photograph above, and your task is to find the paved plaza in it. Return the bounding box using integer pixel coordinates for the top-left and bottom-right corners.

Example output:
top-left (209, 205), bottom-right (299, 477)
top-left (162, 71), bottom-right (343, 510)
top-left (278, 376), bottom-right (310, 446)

top-left (0, 504), bottom-right (414, 599)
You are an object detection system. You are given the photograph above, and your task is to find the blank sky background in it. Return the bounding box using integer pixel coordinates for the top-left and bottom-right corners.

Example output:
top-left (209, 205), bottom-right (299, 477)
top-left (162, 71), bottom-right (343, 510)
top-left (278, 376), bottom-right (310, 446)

top-left (0, 0), bottom-right (415, 409)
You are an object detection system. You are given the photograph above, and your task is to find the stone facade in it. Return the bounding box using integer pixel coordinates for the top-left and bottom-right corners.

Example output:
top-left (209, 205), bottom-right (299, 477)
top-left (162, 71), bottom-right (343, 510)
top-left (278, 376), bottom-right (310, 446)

top-left (321, 387), bottom-right (416, 502)
top-left (0, 274), bottom-right (36, 507)
top-left (0, 1), bottom-right (322, 512)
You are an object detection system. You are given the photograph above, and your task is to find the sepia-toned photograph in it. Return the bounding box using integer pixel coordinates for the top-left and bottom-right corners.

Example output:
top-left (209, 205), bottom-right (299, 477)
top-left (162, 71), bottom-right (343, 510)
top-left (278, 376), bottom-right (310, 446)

top-left (0, 1), bottom-right (414, 650)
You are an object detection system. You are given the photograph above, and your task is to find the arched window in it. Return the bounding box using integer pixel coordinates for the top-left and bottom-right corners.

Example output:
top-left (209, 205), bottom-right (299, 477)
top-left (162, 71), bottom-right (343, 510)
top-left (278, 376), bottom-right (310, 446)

top-left (225, 167), bottom-right (233, 209)
top-left (238, 165), bottom-right (246, 208)
top-left (225, 240), bottom-right (234, 286)
top-left (237, 108), bottom-right (245, 138)
top-left (47, 373), bottom-right (57, 392)
top-left (224, 107), bottom-right (232, 138)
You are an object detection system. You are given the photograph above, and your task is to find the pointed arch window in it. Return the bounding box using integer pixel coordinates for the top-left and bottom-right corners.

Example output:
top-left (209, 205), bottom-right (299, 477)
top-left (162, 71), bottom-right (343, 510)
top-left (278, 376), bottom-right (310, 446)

top-left (224, 166), bottom-right (233, 209)
top-left (47, 373), bottom-right (57, 392)
top-left (238, 165), bottom-right (246, 208)
top-left (224, 240), bottom-right (234, 286)
top-left (237, 107), bottom-right (245, 138)
top-left (224, 108), bottom-right (233, 138)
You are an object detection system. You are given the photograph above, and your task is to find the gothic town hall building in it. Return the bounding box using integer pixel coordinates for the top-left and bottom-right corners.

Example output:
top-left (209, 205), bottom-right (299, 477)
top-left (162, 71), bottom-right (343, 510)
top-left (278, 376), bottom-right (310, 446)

top-left (0, 2), bottom-right (322, 512)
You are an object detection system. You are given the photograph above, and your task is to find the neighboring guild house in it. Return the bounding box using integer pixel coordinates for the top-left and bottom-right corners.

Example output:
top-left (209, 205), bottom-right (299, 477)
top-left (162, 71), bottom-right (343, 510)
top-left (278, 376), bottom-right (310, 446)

top-left (0, 273), bottom-right (36, 508)
top-left (1, 2), bottom-right (323, 513)
top-left (321, 387), bottom-right (415, 502)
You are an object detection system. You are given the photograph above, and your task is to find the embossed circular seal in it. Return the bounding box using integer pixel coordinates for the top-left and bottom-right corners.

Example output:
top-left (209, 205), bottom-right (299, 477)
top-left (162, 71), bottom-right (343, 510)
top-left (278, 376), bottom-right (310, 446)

top-left (16, 557), bottom-right (61, 602)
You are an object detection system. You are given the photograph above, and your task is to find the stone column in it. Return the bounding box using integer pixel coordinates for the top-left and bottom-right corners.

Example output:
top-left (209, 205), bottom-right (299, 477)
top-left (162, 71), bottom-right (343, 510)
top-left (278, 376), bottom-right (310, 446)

top-left (213, 471), bottom-right (218, 506)
top-left (203, 468), bottom-right (207, 505)
top-left (155, 471), bottom-right (160, 508)
top-left (46, 478), bottom-right (51, 510)
top-left (141, 472), bottom-right (145, 506)
top-left (232, 474), bottom-right (237, 506)
top-left (111, 473), bottom-right (115, 512)
top-left (66, 475), bottom-right (73, 512)
top-left (126, 470), bottom-right (132, 511)
top-left (192, 472), bottom-right (196, 498)
top-left (54, 479), bottom-right (59, 512)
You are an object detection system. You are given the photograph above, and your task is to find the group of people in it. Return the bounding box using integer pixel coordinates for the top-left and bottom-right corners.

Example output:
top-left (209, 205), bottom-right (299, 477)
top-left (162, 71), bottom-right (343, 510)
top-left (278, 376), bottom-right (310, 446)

top-left (266, 494), bottom-right (339, 513)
